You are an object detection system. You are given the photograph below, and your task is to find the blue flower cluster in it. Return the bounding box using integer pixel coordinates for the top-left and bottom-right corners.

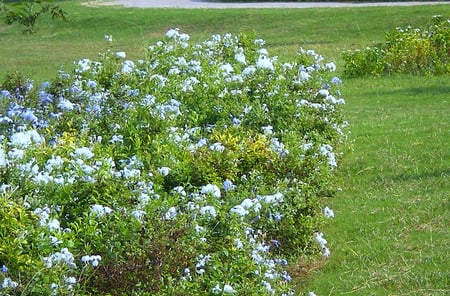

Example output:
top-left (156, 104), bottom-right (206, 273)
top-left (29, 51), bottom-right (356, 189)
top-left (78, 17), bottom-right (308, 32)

top-left (0, 29), bottom-right (347, 295)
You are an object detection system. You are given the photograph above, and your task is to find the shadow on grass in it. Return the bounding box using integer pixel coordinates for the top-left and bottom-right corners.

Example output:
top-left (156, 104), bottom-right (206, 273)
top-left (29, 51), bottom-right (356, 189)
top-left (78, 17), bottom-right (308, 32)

top-left (360, 85), bottom-right (450, 96)
top-left (390, 168), bottom-right (450, 182)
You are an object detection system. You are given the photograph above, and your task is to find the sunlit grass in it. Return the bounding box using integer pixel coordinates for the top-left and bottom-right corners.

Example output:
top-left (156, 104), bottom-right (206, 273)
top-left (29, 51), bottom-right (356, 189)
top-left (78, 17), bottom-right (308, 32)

top-left (0, 1), bottom-right (449, 294)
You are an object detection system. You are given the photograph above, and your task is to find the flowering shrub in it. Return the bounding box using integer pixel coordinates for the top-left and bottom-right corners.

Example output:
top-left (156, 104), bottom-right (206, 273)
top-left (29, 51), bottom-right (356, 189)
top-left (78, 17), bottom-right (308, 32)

top-left (342, 15), bottom-right (450, 77)
top-left (0, 29), bottom-right (346, 295)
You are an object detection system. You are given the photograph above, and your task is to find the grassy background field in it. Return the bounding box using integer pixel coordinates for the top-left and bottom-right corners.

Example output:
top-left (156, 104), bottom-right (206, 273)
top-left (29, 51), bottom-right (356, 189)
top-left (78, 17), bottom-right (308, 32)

top-left (1, 1), bottom-right (449, 295)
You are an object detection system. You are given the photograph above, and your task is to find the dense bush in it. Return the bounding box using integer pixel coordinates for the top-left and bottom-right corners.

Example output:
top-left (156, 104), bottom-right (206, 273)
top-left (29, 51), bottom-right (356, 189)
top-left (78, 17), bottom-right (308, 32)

top-left (0, 30), bottom-right (346, 295)
top-left (342, 15), bottom-right (450, 77)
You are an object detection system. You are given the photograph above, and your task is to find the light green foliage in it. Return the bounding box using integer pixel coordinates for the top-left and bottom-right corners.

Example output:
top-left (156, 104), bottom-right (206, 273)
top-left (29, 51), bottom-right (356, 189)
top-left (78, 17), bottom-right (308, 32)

top-left (1, 0), bottom-right (66, 34)
top-left (342, 15), bottom-right (450, 76)
top-left (0, 30), bottom-right (346, 294)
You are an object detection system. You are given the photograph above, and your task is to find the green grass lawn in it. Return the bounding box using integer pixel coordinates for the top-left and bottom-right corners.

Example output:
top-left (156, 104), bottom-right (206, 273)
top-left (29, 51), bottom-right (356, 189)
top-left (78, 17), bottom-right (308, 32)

top-left (298, 75), bottom-right (450, 295)
top-left (1, 1), bottom-right (449, 295)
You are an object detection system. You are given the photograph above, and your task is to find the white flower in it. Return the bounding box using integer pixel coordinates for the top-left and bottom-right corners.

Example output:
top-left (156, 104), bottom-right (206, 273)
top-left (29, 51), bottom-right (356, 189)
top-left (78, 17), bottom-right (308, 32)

top-left (223, 284), bottom-right (236, 293)
top-left (7, 148), bottom-right (24, 160)
top-left (242, 65), bottom-right (256, 76)
top-left (261, 125), bottom-right (273, 135)
top-left (131, 210), bottom-right (146, 220)
top-left (325, 62), bottom-right (336, 71)
top-left (58, 98), bottom-right (74, 111)
top-left (201, 184), bottom-right (221, 198)
top-left (262, 192), bottom-right (283, 204)
top-left (164, 207), bottom-right (177, 220)
top-left (122, 60), bottom-right (135, 73)
top-left (158, 166), bottom-right (171, 176)
top-left (195, 225), bottom-right (205, 233)
top-left (45, 156), bottom-right (64, 172)
top-left (308, 292), bottom-right (317, 296)
top-left (73, 147), bottom-right (94, 160)
top-left (209, 142), bottom-right (225, 152)
top-left (314, 232), bottom-right (331, 257)
top-left (116, 51), bottom-right (126, 59)
top-left (90, 204), bottom-right (113, 217)
top-left (109, 134), bottom-right (124, 144)
top-left (323, 206), bottom-right (335, 218)
top-left (199, 205), bottom-right (216, 217)
top-left (43, 248), bottom-right (76, 269)
top-left (322, 246), bottom-right (331, 258)
top-left (2, 277), bottom-right (18, 289)
top-left (230, 205), bottom-right (248, 216)
top-left (64, 276), bottom-right (77, 285)
top-left (212, 284), bottom-right (222, 294)
top-left (234, 52), bottom-right (246, 64)
top-left (165, 28), bottom-right (179, 39)
top-left (82, 255), bottom-right (102, 267)
top-left (10, 130), bottom-right (44, 148)
top-left (77, 58), bottom-right (91, 72)
top-left (299, 70), bottom-right (311, 81)
top-left (319, 144), bottom-right (337, 168)
top-left (220, 63), bottom-right (234, 75)
top-left (47, 218), bottom-right (61, 231)
top-left (0, 147), bottom-right (8, 168)
top-left (256, 55), bottom-right (274, 71)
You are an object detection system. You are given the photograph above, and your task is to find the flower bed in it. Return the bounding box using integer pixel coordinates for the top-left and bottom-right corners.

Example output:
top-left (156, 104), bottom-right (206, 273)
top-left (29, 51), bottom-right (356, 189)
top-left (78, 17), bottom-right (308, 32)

top-left (0, 30), bottom-right (347, 295)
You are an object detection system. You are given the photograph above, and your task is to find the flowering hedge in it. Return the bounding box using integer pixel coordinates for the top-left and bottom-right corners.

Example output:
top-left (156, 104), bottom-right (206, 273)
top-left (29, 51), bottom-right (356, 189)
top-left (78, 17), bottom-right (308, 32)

top-left (342, 15), bottom-right (450, 77)
top-left (0, 30), bottom-right (346, 295)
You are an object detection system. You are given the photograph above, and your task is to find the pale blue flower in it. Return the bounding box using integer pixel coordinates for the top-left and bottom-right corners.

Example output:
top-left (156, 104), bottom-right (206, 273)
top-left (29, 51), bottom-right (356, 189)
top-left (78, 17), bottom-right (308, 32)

top-left (158, 166), bottom-right (171, 176)
top-left (330, 76), bottom-right (342, 84)
top-left (10, 130), bottom-right (44, 148)
top-left (222, 179), bottom-right (236, 192)
top-left (122, 60), bottom-right (135, 73)
top-left (47, 218), bottom-right (61, 231)
top-left (201, 184), bottom-right (221, 198)
top-left (57, 98), bottom-right (75, 111)
top-left (256, 55), bottom-right (274, 71)
top-left (261, 125), bottom-right (273, 135)
top-left (90, 204), bottom-right (113, 217)
top-left (131, 210), bottom-right (146, 220)
top-left (212, 284), bottom-right (222, 294)
top-left (86, 80), bottom-right (97, 89)
top-left (164, 207), bottom-right (177, 220)
top-left (199, 205), bottom-right (216, 217)
top-left (165, 28), bottom-right (179, 39)
top-left (261, 192), bottom-right (283, 204)
top-left (209, 142), bottom-right (225, 152)
top-left (325, 62), bottom-right (337, 71)
top-left (1, 265), bottom-right (8, 274)
top-left (323, 206), bottom-right (335, 218)
top-left (234, 50), bottom-right (246, 65)
top-left (116, 51), bottom-right (126, 59)
top-left (64, 276), bottom-right (76, 285)
top-left (2, 277), bottom-right (18, 289)
top-left (230, 205), bottom-right (248, 216)
top-left (314, 232), bottom-right (328, 253)
top-left (82, 255), bottom-right (101, 267)
top-left (223, 284), bottom-right (236, 293)
top-left (242, 65), bottom-right (256, 77)
top-left (73, 147), bottom-right (94, 160)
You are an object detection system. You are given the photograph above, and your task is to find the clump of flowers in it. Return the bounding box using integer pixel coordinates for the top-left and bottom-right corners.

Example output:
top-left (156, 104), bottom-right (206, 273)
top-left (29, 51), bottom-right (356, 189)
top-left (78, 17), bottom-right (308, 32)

top-left (0, 29), bottom-right (347, 295)
top-left (342, 15), bottom-right (450, 76)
